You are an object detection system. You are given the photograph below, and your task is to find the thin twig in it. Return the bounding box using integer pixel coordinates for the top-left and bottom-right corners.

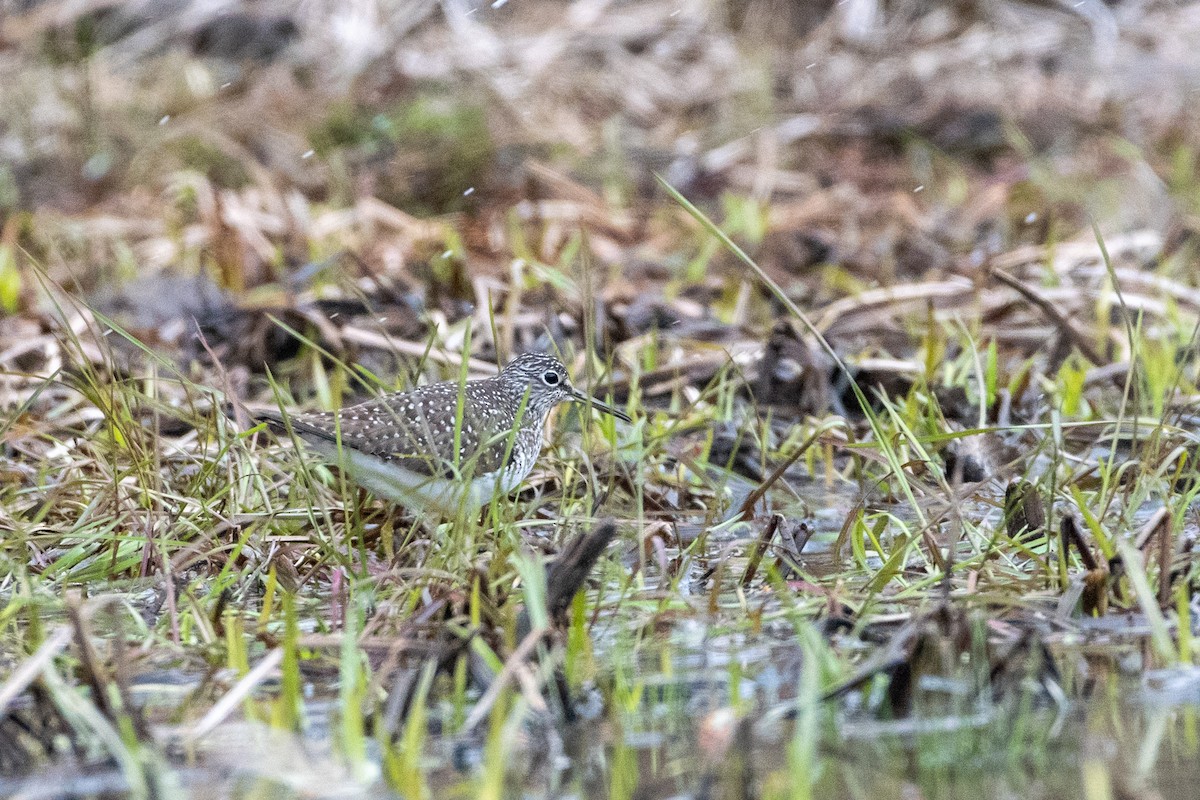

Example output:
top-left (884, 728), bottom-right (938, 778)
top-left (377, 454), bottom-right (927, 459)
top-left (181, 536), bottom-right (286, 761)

top-left (184, 648), bottom-right (284, 744)
top-left (462, 626), bottom-right (547, 733)
top-left (741, 513), bottom-right (782, 587)
top-left (989, 266), bottom-right (1107, 367)
top-left (0, 626), bottom-right (73, 716)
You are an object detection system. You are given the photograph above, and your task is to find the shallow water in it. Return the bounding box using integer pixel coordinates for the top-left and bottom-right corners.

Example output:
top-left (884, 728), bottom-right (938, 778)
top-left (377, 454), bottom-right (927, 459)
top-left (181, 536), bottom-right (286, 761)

top-left (5, 625), bottom-right (1197, 800)
top-left (4, 485), bottom-right (1197, 799)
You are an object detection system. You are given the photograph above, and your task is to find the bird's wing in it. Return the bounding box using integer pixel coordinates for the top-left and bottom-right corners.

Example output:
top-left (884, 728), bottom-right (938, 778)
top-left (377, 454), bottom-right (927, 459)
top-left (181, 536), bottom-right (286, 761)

top-left (253, 405), bottom-right (445, 477)
top-left (364, 385), bottom-right (523, 478)
top-left (252, 386), bottom-right (522, 479)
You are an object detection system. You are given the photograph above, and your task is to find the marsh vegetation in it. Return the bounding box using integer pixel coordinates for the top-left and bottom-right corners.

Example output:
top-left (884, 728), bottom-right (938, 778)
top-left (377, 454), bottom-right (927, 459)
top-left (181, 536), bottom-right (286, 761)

top-left (3, 1), bottom-right (1200, 798)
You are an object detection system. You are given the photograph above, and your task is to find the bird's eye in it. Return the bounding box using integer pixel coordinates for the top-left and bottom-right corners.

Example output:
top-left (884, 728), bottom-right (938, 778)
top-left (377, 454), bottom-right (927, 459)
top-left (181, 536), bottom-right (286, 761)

top-left (542, 370), bottom-right (561, 386)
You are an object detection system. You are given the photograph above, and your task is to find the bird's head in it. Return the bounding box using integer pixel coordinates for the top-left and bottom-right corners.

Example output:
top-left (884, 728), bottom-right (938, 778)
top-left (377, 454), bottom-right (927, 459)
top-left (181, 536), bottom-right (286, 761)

top-left (499, 352), bottom-right (630, 422)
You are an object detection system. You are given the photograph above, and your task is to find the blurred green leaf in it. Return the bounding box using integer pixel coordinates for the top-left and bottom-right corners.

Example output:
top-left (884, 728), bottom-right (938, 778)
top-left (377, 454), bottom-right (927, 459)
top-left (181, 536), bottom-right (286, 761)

top-left (0, 246), bottom-right (21, 313)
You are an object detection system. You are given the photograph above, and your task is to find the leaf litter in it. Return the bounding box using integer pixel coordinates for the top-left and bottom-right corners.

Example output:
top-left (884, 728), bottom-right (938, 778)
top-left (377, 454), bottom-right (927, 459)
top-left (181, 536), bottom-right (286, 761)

top-left (2, 1), bottom-right (1200, 798)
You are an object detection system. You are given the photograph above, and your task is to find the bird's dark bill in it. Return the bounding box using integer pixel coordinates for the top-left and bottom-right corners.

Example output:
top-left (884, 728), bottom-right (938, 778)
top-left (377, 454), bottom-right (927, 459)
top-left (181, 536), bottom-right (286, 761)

top-left (570, 388), bottom-right (631, 422)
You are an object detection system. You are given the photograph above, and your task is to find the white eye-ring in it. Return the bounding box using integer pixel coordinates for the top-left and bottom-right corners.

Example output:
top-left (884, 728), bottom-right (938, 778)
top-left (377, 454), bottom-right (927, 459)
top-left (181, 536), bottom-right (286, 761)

top-left (542, 370), bottom-right (561, 386)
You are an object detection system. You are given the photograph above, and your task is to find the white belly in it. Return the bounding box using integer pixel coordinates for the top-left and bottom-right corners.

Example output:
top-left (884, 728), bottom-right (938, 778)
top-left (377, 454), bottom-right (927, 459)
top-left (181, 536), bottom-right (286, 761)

top-left (305, 437), bottom-right (529, 515)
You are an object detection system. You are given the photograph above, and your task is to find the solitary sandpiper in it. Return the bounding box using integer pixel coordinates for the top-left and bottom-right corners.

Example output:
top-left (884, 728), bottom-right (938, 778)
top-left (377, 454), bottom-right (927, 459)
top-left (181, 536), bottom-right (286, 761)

top-left (254, 352), bottom-right (630, 513)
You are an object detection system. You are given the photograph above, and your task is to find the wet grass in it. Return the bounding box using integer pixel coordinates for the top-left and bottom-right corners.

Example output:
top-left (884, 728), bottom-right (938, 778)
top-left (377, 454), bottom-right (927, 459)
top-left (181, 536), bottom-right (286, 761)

top-left (4, 190), bottom-right (1200, 798)
top-left (5, 4), bottom-right (1200, 797)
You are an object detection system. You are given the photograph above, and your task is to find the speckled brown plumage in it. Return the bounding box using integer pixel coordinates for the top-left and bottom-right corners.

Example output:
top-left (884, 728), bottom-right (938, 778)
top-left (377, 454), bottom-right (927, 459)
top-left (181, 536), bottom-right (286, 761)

top-left (254, 352), bottom-right (629, 511)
